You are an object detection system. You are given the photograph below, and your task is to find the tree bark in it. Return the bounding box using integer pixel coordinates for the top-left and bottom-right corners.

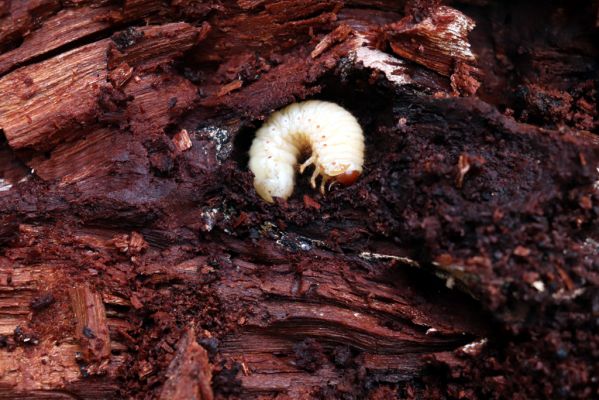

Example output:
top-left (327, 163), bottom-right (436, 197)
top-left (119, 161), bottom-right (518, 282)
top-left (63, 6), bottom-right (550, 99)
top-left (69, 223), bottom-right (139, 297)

top-left (0, 0), bottom-right (597, 399)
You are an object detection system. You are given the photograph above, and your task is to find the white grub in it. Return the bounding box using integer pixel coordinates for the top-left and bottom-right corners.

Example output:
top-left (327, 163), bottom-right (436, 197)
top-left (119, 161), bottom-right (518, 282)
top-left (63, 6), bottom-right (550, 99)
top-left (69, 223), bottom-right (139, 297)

top-left (249, 100), bottom-right (365, 203)
top-left (425, 328), bottom-right (438, 335)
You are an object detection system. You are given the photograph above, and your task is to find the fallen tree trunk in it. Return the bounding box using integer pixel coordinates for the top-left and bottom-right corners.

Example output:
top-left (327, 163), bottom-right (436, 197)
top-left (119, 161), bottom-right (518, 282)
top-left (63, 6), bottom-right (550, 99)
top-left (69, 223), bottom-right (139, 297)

top-left (0, 0), bottom-right (597, 399)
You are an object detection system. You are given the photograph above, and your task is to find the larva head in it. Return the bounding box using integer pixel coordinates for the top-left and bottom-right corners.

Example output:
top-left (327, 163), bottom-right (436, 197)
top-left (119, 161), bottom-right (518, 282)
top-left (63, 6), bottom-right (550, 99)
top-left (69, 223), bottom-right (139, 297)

top-left (323, 162), bottom-right (362, 186)
top-left (335, 170), bottom-right (361, 185)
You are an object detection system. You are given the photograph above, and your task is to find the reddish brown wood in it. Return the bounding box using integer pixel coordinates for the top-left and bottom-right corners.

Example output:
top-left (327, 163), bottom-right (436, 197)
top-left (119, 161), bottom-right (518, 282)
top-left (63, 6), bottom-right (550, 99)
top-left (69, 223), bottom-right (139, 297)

top-left (0, 5), bottom-right (116, 75)
top-left (69, 286), bottom-right (112, 363)
top-left (159, 328), bottom-right (213, 400)
top-left (0, 40), bottom-right (110, 151)
top-left (0, 1), bottom-right (597, 399)
top-left (386, 5), bottom-right (480, 94)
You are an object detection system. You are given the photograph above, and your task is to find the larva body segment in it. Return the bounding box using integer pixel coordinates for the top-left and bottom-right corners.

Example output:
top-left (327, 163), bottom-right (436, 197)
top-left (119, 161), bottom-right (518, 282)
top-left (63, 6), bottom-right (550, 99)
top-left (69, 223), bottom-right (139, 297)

top-left (249, 100), bottom-right (364, 203)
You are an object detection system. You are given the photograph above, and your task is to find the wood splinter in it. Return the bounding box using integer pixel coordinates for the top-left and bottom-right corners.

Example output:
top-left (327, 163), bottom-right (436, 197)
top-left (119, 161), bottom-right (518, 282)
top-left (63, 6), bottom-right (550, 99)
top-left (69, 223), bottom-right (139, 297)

top-left (159, 327), bottom-right (214, 400)
top-left (69, 286), bottom-right (111, 363)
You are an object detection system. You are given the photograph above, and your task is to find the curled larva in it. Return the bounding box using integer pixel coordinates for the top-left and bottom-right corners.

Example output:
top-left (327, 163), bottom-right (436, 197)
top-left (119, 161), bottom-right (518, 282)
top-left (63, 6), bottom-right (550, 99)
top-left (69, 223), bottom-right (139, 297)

top-left (249, 100), bottom-right (364, 203)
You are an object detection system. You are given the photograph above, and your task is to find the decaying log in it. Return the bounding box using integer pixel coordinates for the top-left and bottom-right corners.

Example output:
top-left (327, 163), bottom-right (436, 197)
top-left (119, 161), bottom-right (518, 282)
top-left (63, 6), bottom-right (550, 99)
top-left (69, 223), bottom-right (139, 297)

top-left (0, 0), bottom-right (597, 399)
top-left (213, 238), bottom-right (488, 397)
top-left (0, 21), bottom-right (207, 152)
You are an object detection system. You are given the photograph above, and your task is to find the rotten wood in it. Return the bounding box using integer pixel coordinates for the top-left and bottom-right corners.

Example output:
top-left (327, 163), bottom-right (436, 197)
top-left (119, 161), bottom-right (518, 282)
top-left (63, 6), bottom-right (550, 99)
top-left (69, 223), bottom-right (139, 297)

top-left (108, 22), bottom-right (211, 71)
top-left (214, 241), bottom-right (488, 396)
top-left (0, 40), bottom-right (111, 151)
top-left (310, 24), bottom-right (353, 58)
top-left (385, 5), bottom-right (480, 94)
top-left (159, 327), bottom-right (213, 400)
top-left (0, 0), bottom-right (60, 54)
top-left (0, 5), bottom-right (116, 75)
top-left (0, 0), bottom-right (597, 399)
top-left (0, 228), bottom-right (123, 396)
top-left (69, 286), bottom-right (112, 363)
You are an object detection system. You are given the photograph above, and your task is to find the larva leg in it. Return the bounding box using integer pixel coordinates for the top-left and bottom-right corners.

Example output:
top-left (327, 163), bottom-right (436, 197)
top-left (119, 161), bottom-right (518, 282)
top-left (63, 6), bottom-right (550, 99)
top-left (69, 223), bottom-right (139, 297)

top-left (310, 166), bottom-right (321, 188)
top-left (320, 175), bottom-right (328, 195)
top-left (299, 155), bottom-right (315, 174)
top-left (328, 180), bottom-right (338, 192)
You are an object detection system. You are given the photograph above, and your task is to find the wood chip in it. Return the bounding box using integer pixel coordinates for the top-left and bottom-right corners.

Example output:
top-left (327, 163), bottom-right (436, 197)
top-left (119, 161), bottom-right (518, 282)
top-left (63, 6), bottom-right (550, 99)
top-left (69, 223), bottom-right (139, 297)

top-left (173, 129), bottom-right (193, 152)
top-left (311, 24), bottom-right (352, 58)
top-left (217, 79), bottom-right (243, 97)
top-left (69, 286), bottom-right (111, 362)
top-left (159, 327), bottom-right (213, 400)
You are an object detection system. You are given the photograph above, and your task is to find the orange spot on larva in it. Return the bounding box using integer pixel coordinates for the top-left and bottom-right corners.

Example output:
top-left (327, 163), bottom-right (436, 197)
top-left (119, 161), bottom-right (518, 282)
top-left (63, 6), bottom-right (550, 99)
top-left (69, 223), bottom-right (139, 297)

top-left (335, 170), bottom-right (360, 186)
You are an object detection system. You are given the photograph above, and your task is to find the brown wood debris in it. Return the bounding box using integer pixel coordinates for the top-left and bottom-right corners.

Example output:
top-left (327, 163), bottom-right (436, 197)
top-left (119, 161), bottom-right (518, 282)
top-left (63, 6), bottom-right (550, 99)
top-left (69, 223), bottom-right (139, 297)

top-left (1, 21), bottom-right (207, 185)
top-left (69, 286), bottom-right (112, 363)
top-left (0, 40), bottom-right (111, 151)
top-left (216, 79), bottom-right (243, 97)
top-left (385, 5), bottom-right (480, 95)
top-left (125, 73), bottom-right (198, 138)
top-left (159, 327), bottom-right (213, 400)
top-left (0, 0), bottom-right (597, 398)
top-left (108, 22), bottom-right (211, 71)
top-left (173, 129), bottom-right (193, 152)
top-left (311, 24), bottom-right (353, 58)
top-left (0, 5), bottom-right (116, 75)
top-left (27, 127), bottom-right (122, 184)
top-left (0, 0), bottom-right (60, 54)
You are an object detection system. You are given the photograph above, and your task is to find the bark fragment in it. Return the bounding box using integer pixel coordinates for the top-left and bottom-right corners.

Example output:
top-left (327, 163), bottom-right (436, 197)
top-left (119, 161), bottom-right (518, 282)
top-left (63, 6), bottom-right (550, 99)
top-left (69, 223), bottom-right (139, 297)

top-left (173, 129), bottom-right (193, 152)
top-left (311, 24), bottom-right (353, 58)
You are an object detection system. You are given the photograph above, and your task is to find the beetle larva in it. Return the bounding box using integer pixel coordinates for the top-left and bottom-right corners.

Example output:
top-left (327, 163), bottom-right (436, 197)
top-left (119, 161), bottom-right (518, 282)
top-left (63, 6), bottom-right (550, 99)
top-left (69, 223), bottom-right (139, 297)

top-left (249, 100), bottom-right (364, 203)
